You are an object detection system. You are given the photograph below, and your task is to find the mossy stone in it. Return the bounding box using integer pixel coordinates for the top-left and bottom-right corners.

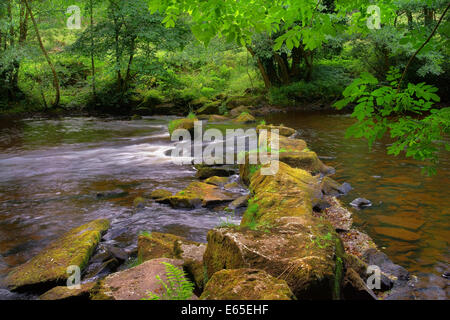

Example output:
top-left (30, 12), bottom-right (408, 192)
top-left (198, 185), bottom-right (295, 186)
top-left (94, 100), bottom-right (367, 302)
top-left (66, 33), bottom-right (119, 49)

top-left (200, 269), bottom-right (295, 300)
top-left (6, 219), bottom-right (110, 293)
top-left (150, 189), bottom-right (172, 199)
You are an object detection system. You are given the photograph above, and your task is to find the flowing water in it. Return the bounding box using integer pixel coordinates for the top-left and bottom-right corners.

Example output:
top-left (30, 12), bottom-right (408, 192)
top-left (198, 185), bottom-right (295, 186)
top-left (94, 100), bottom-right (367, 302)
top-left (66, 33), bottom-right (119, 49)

top-left (0, 113), bottom-right (448, 299)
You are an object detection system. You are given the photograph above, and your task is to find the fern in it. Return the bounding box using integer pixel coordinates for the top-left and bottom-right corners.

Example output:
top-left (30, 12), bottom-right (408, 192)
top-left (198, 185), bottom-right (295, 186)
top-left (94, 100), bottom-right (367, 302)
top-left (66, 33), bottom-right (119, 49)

top-left (142, 262), bottom-right (195, 300)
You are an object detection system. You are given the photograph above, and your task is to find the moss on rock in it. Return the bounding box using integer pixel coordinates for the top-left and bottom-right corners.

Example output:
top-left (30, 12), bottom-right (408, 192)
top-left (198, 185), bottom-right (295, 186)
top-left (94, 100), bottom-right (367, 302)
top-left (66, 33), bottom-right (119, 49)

top-left (6, 219), bottom-right (110, 293)
top-left (90, 258), bottom-right (186, 300)
top-left (137, 232), bottom-right (206, 293)
top-left (156, 182), bottom-right (235, 208)
top-left (150, 189), bottom-right (172, 199)
top-left (208, 114), bottom-right (229, 122)
top-left (200, 269), bottom-right (295, 300)
top-left (204, 176), bottom-right (229, 187)
top-left (197, 101), bottom-right (222, 115)
top-left (204, 216), bottom-right (345, 299)
top-left (168, 117), bottom-right (198, 136)
top-left (39, 282), bottom-right (95, 300)
top-left (241, 161), bottom-right (322, 225)
top-left (195, 165), bottom-right (235, 179)
top-left (233, 112), bottom-right (256, 124)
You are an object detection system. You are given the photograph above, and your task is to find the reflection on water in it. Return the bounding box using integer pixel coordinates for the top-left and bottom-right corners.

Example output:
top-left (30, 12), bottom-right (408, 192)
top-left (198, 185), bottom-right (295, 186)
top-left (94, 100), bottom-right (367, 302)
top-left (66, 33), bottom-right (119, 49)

top-left (266, 111), bottom-right (449, 289)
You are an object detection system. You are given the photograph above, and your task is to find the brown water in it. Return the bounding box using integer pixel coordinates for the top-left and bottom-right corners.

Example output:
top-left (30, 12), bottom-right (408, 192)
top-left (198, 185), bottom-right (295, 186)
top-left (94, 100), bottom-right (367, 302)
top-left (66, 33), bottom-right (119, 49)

top-left (0, 113), bottom-right (448, 299)
top-left (266, 111), bottom-right (449, 296)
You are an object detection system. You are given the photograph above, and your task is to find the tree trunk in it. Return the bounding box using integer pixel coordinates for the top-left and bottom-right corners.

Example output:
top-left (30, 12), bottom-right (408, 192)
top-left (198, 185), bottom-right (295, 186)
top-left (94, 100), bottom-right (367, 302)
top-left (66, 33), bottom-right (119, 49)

top-left (274, 53), bottom-right (290, 85)
top-left (12, 1), bottom-right (30, 90)
top-left (406, 10), bottom-right (413, 30)
top-left (90, 0), bottom-right (96, 99)
top-left (247, 46), bottom-right (271, 89)
top-left (424, 8), bottom-right (434, 27)
top-left (290, 46), bottom-right (303, 79)
top-left (24, 0), bottom-right (60, 106)
top-left (124, 36), bottom-right (136, 91)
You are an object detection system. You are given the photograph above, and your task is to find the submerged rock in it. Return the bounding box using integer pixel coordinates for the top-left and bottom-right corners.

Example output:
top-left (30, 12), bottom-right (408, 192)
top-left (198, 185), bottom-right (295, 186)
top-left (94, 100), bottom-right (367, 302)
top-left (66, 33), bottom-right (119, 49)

top-left (133, 197), bottom-right (146, 208)
top-left (200, 269), bottom-right (294, 300)
top-left (350, 198), bottom-right (372, 208)
top-left (90, 258), bottom-right (188, 300)
top-left (6, 219), bottom-right (110, 293)
top-left (156, 182), bottom-right (236, 208)
top-left (96, 189), bottom-right (128, 200)
top-left (40, 282), bottom-right (95, 300)
top-left (203, 216), bottom-right (345, 299)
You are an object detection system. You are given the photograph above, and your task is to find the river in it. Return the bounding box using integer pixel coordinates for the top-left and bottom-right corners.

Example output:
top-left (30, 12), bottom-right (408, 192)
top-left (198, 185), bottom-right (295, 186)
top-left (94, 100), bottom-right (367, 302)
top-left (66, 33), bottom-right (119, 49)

top-left (0, 113), bottom-right (448, 299)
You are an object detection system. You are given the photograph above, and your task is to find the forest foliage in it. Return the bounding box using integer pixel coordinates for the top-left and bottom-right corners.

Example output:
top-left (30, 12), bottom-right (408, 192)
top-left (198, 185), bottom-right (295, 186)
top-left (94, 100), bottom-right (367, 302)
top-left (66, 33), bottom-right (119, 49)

top-left (0, 0), bottom-right (449, 172)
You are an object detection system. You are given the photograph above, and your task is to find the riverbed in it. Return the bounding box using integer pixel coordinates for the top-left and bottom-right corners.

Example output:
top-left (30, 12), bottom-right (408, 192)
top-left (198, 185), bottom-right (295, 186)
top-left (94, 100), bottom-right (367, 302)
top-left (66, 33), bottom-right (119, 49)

top-left (0, 113), bottom-right (448, 299)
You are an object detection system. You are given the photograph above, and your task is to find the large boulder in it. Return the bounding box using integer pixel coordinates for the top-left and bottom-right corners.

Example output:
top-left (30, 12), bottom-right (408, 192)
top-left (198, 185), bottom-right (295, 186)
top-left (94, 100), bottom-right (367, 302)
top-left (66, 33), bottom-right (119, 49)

top-left (90, 258), bottom-right (189, 300)
top-left (156, 182), bottom-right (236, 208)
top-left (137, 232), bottom-right (206, 292)
top-left (241, 161), bottom-right (322, 225)
top-left (203, 216), bottom-right (345, 299)
top-left (5, 219), bottom-right (110, 293)
top-left (200, 269), bottom-right (294, 300)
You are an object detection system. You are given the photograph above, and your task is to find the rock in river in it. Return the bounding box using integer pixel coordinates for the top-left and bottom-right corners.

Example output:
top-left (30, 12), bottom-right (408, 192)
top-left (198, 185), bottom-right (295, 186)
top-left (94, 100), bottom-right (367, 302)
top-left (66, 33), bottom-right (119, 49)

top-left (5, 219), bottom-right (110, 293)
top-left (90, 258), bottom-right (191, 300)
top-left (137, 232), bottom-right (206, 291)
top-left (150, 189), bottom-right (172, 200)
top-left (203, 216), bottom-right (346, 299)
top-left (200, 269), bottom-right (295, 300)
top-left (157, 181), bottom-right (236, 208)
top-left (40, 282), bottom-right (95, 300)
top-left (350, 198), bottom-right (372, 208)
